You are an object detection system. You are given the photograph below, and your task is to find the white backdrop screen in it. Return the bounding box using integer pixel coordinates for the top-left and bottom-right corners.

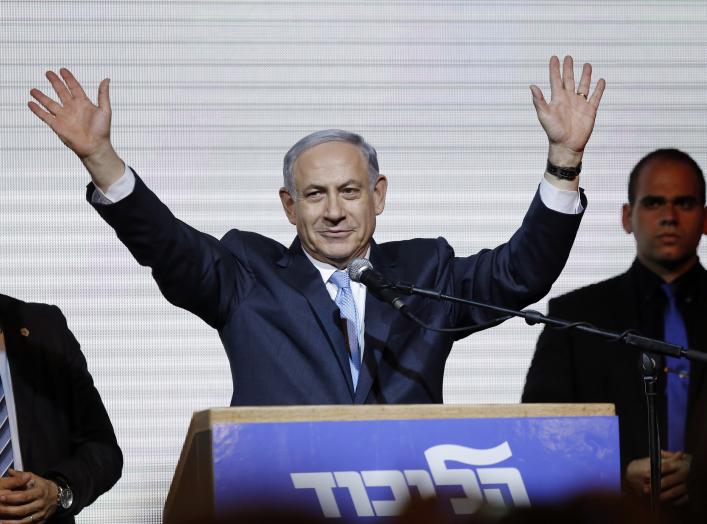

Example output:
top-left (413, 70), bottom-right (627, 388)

top-left (2, 1), bottom-right (706, 522)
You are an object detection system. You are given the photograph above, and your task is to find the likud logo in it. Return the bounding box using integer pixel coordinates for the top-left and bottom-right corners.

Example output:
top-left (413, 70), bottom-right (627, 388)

top-left (291, 442), bottom-right (529, 518)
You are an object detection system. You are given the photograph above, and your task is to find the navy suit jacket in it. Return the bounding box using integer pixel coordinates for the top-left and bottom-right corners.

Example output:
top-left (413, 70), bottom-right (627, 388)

top-left (90, 174), bottom-right (584, 405)
top-left (0, 294), bottom-right (122, 523)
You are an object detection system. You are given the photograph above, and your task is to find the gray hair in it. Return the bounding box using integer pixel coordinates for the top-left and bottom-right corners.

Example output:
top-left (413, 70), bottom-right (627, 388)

top-left (282, 129), bottom-right (380, 196)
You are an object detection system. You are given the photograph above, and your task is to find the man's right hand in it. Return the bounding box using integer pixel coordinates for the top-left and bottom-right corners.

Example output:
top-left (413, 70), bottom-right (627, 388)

top-left (625, 451), bottom-right (691, 506)
top-left (28, 68), bottom-right (125, 193)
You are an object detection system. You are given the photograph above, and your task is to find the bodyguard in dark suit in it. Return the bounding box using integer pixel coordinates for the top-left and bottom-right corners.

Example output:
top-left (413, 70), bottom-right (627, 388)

top-left (523, 149), bottom-right (707, 511)
top-left (28, 56), bottom-right (605, 406)
top-left (0, 294), bottom-right (122, 523)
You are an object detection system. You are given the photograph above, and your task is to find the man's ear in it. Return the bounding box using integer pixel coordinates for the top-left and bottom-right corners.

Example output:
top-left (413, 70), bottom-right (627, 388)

top-left (621, 203), bottom-right (633, 234)
top-left (702, 206), bottom-right (707, 236)
top-left (279, 188), bottom-right (297, 225)
top-left (372, 175), bottom-right (388, 215)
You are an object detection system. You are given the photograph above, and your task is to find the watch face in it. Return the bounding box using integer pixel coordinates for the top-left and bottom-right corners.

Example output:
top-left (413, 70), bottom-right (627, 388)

top-left (59, 486), bottom-right (73, 509)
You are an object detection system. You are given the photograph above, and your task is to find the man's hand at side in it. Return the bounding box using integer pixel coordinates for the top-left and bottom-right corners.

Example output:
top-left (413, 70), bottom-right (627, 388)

top-left (625, 451), bottom-right (691, 507)
top-left (0, 470), bottom-right (59, 523)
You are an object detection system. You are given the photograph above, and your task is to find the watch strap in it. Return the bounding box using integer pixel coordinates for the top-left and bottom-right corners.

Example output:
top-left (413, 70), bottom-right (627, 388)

top-left (546, 159), bottom-right (581, 181)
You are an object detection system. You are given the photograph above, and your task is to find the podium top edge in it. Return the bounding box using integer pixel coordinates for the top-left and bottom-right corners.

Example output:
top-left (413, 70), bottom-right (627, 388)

top-left (191, 403), bottom-right (615, 429)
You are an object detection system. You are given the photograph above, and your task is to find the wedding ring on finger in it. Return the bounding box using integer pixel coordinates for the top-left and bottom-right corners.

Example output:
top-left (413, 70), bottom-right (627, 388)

top-left (577, 92), bottom-right (588, 99)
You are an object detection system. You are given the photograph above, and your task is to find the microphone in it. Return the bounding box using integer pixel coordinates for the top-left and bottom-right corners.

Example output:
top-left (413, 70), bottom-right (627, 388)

top-left (347, 258), bottom-right (409, 313)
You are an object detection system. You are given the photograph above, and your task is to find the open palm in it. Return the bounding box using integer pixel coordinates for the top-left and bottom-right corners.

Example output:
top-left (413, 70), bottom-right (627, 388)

top-left (28, 69), bottom-right (111, 159)
top-left (530, 56), bottom-right (605, 155)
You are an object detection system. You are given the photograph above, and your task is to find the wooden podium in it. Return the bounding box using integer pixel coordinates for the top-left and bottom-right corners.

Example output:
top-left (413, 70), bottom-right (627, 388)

top-left (164, 404), bottom-right (618, 523)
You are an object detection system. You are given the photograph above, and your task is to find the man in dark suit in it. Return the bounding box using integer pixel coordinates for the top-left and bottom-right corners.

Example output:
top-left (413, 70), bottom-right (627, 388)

top-left (27, 56), bottom-right (605, 405)
top-left (523, 149), bottom-right (707, 511)
top-left (0, 294), bottom-right (122, 523)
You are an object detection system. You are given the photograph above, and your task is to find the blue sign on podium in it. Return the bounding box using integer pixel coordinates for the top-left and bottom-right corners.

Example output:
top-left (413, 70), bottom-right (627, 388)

top-left (165, 405), bottom-right (620, 523)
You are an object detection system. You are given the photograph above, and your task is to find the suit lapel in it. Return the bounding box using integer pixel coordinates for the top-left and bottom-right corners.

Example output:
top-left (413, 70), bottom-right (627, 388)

top-left (611, 270), bottom-right (644, 377)
top-left (0, 295), bottom-right (36, 465)
top-left (354, 242), bottom-right (401, 404)
top-left (277, 240), bottom-right (354, 397)
top-left (686, 267), bottom-right (707, 409)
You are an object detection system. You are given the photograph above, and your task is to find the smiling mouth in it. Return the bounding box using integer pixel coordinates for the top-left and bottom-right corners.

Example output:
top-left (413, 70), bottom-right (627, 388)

top-left (319, 230), bottom-right (353, 238)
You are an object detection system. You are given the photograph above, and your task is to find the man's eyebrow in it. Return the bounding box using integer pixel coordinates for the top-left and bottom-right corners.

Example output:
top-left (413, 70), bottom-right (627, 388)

top-left (300, 183), bottom-right (325, 192)
top-left (673, 195), bottom-right (699, 202)
top-left (640, 195), bottom-right (666, 202)
top-left (639, 195), bottom-right (699, 202)
top-left (338, 179), bottom-right (362, 188)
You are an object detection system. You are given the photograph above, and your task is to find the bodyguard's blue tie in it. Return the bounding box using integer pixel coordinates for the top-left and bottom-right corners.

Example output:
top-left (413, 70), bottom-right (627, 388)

top-left (330, 270), bottom-right (361, 390)
top-left (661, 283), bottom-right (691, 451)
top-left (0, 371), bottom-right (14, 477)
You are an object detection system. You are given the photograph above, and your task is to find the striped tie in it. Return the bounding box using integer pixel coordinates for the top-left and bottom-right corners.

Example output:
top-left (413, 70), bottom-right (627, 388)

top-left (0, 371), bottom-right (13, 477)
top-left (330, 270), bottom-right (362, 390)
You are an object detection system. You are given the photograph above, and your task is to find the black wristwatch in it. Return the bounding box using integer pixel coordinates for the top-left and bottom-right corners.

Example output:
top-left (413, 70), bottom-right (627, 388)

top-left (54, 477), bottom-right (74, 512)
top-left (546, 159), bottom-right (582, 181)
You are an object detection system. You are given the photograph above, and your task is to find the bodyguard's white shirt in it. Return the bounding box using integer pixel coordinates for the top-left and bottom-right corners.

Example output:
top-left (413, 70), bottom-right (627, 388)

top-left (91, 165), bottom-right (585, 359)
top-left (0, 331), bottom-right (24, 471)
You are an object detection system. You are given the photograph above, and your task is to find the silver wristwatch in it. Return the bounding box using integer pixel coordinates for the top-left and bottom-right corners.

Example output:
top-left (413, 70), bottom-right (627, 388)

top-left (56, 481), bottom-right (74, 511)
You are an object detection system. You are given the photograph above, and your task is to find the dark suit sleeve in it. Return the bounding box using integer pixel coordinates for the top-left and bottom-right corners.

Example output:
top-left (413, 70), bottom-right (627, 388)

top-left (42, 306), bottom-right (123, 516)
top-left (521, 297), bottom-right (576, 402)
top-left (452, 189), bottom-right (586, 328)
top-left (87, 172), bottom-right (254, 328)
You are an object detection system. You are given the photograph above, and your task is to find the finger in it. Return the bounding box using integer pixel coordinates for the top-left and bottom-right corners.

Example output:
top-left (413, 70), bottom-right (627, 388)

top-left (576, 63), bottom-right (592, 97)
top-left (0, 486), bottom-right (41, 505)
top-left (659, 459), bottom-right (682, 475)
top-left (661, 470), bottom-right (687, 490)
top-left (562, 55), bottom-right (575, 92)
top-left (27, 101), bottom-right (54, 126)
top-left (28, 89), bottom-right (62, 116)
top-left (97, 78), bottom-right (111, 112)
top-left (59, 68), bottom-right (88, 99)
top-left (0, 497), bottom-right (44, 519)
top-left (529, 85), bottom-right (550, 113)
top-left (659, 481), bottom-right (687, 502)
top-left (548, 55), bottom-right (562, 100)
top-left (1, 471), bottom-right (31, 489)
top-left (588, 78), bottom-right (606, 109)
top-left (45, 70), bottom-right (73, 104)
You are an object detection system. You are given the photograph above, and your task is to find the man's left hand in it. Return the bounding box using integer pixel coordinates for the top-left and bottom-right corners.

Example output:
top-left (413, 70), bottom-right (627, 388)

top-left (530, 55), bottom-right (606, 169)
top-left (660, 451), bottom-right (692, 507)
top-left (0, 470), bottom-right (59, 524)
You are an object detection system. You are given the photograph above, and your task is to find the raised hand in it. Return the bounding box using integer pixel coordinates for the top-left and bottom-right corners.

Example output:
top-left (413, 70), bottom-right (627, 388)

top-left (28, 68), bottom-right (124, 191)
top-left (530, 55), bottom-right (606, 168)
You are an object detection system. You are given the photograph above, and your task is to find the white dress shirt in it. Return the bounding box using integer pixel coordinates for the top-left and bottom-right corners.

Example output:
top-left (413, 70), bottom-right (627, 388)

top-left (0, 331), bottom-right (24, 471)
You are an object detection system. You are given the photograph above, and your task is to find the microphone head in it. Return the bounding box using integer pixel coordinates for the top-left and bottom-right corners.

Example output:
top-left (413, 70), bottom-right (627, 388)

top-left (347, 258), bottom-right (373, 283)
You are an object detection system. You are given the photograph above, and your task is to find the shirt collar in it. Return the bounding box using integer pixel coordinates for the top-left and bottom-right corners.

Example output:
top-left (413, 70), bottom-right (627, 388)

top-left (633, 257), bottom-right (703, 303)
top-left (303, 247), bottom-right (372, 285)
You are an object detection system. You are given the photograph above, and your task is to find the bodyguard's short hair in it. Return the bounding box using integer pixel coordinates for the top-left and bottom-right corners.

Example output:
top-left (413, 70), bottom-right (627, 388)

top-left (628, 149), bottom-right (705, 205)
top-left (282, 129), bottom-right (380, 196)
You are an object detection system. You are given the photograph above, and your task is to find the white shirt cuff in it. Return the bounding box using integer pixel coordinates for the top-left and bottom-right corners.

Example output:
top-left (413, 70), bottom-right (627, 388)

top-left (538, 178), bottom-right (583, 214)
top-left (90, 164), bottom-right (136, 204)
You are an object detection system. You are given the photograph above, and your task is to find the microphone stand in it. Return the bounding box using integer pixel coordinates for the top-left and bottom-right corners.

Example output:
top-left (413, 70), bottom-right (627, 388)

top-left (392, 281), bottom-right (707, 364)
top-left (390, 281), bottom-right (707, 514)
top-left (641, 353), bottom-right (661, 514)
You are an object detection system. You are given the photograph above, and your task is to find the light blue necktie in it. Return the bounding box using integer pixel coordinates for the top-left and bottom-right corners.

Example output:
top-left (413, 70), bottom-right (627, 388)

top-left (0, 370), bottom-right (14, 477)
top-left (330, 271), bottom-right (361, 389)
top-left (661, 283), bottom-right (690, 451)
